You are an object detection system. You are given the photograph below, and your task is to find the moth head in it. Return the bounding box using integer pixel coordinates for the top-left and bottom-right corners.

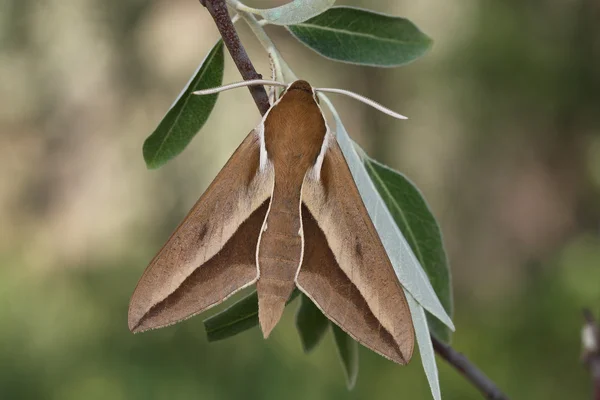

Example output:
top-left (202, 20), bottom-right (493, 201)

top-left (286, 80), bottom-right (321, 105)
top-left (287, 80), bottom-right (313, 94)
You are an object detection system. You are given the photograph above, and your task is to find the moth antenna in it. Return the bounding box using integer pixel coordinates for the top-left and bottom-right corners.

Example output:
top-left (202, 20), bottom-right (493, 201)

top-left (193, 80), bottom-right (287, 96)
top-left (314, 87), bottom-right (408, 120)
top-left (268, 55), bottom-right (277, 105)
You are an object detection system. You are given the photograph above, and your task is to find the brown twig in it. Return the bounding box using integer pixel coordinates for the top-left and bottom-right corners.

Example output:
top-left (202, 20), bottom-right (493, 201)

top-left (432, 336), bottom-right (509, 399)
top-left (198, 1), bottom-right (510, 398)
top-left (582, 309), bottom-right (600, 400)
top-left (200, 0), bottom-right (270, 115)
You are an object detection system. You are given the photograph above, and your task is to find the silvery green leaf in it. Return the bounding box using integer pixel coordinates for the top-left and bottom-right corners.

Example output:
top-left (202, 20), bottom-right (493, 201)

top-left (406, 291), bottom-right (441, 400)
top-left (256, 0), bottom-right (335, 26)
top-left (321, 95), bottom-right (448, 399)
top-left (362, 157), bottom-right (453, 343)
top-left (319, 94), bottom-right (454, 332)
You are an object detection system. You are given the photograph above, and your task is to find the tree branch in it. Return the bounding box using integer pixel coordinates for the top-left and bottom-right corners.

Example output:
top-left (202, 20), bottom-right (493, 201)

top-left (200, 0), bottom-right (270, 115)
top-left (198, 1), bottom-right (510, 399)
top-left (432, 336), bottom-right (509, 399)
top-left (582, 309), bottom-right (600, 400)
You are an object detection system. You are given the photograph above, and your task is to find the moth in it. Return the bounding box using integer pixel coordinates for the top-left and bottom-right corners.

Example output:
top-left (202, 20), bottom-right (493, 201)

top-left (129, 79), bottom-right (414, 365)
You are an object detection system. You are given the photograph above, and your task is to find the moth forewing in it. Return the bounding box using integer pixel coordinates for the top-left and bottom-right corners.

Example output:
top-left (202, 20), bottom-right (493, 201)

top-left (327, 101), bottom-right (454, 331)
top-left (128, 128), bottom-right (274, 333)
top-left (296, 203), bottom-right (413, 364)
top-left (299, 137), bottom-right (415, 364)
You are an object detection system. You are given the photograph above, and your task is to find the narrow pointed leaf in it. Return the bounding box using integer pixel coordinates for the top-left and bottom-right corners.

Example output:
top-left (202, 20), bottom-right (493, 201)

top-left (321, 94), bottom-right (447, 399)
top-left (287, 7), bottom-right (432, 67)
top-left (319, 94), bottom-right (454, 332)
top-left (203, 289), bottom-right (299, 342)
top-left (256, 0), bottom-right (335, 26)
top-left (406, 292), bottom-right (441, 400)
top-left (204, 291), bottom-right (259, 342)
top-left (295, 294), bottom-right (329, 353)
top-left (332, 324), bottom-right (359, 389)
top-left (363, 157), bottom-right (453, 343)
top-left (143, 41), bottom-right (224, 169)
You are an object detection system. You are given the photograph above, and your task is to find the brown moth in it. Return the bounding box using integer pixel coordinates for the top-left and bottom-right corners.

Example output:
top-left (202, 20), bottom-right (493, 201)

top-left (128, 80), bottom-right (415, 365)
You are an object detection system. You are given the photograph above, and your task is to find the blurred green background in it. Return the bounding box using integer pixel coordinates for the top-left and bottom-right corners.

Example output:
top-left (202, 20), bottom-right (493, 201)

top-left (2, 0), bottom-right (600, 398)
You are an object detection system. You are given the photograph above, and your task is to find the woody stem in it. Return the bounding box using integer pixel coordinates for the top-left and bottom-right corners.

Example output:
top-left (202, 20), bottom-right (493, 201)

top-left (432, 335), bottom-right (509, 399)
top-left (200, 0), bottom-right (270, 114)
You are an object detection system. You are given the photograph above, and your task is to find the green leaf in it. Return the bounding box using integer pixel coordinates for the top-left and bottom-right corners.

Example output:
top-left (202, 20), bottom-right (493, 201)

top-left (143, 41), bottom-right (224, 169)
top-left (331, 324), bottom-right (358, 390)
top-left (320, 94), bottom-right (449, 400)
top-left (363, 158), bottom-right (453, 343)
top-left (204, 291), bottom-right (259, 342)
top-left (255, 0), bottom-right (335, 26)
top-left (295, 294), bottom-right (329, 353)
top-left (287, 6), bottom-right (432, 67)
top-left (319, 93), bottom-right (454, 331)
top-left (203, 289), bottom-right (299, 342)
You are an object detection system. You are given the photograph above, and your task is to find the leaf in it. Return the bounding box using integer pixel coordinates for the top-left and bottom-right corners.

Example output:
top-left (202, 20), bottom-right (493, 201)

top-left (255, 0), bottom-right (335, 26)
top-left (332, 324), bottom-right (359, 390)
top-left (405, 292), bottom-right (441, 400)
top-left (295, 294), bottom-right (329, 353)
top-left (319, 93), bottom-right (454, 332)
top-left (204, 290), bottom-right (259, 342)
top-left (320, 93), bottom-right (449, 400)
top-left (287, 6), bottom-right (432, 67)
top-left (143, 40), bottom-right (224, 169)
top-left (203, 289), bottom-right (299, 342)
top-left (363, 157), bottom-right (453, 343)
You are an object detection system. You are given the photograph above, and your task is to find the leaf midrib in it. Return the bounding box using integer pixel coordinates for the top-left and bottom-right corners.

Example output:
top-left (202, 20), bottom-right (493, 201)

top-left (292, 23), bottom-right (422, 46)
top-left (206, 312), bottom-right (257, 337)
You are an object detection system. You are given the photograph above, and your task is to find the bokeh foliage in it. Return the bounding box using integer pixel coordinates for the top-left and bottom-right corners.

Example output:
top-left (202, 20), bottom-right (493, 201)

top-left (1, 0), bottom-right (600, 398)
